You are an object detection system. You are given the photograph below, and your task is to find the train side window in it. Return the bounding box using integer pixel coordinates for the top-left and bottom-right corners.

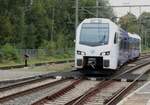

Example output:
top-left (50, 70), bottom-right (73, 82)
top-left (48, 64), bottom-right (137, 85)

top-left (135, 40), bottom-right (137, 49)
top-left (137, 40), bottom-right (140, 50)
top-left (124, 40), bottom-right (127, 49)
top-left (114, 33), bottom-right (118, 44)
top-left (119, 39), bottom-right (122, 49)
top-left (121, 39), bottom-right (124, 49)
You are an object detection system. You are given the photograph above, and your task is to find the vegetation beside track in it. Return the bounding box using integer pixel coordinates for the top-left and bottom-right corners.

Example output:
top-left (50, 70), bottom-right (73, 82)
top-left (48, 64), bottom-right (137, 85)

top-left (0, 57), bottom-right (74, 68)
top-left (0, 45), bottom-right (74, 67)
top-left (0, 0), bottom-right (114, 67)
top-left (26, 62), bottom-right (74, 72)
top-left (142, 48), bottom-right (150, 53)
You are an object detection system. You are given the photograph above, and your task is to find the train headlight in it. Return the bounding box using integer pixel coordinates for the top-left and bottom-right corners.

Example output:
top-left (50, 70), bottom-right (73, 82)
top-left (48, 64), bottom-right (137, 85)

top-left (77, 51), bottom-right (86, 56)
top-left (100, 51), bottom-right (110, 56)
top-left (100, 52), bottom-right (106, 56)
top-left (105, 51), bottom-right (110, 56)
top-left (81, 52), bottom-right (86, 56)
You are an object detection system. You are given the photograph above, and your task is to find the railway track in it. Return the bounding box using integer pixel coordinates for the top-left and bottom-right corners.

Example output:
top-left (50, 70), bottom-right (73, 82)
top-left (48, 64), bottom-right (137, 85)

top-left (139, 52), bottom-right (150, 59)
top-left (0, 77), bottom-right (75, 104)
top-left (32, 80), bottom-right (99, 105)
top-left (138, 54), bottom-right (150, 60)
top-left (66, 62), bottom-right (150, 105)
top-left (105, 68), bottom-right (149, 105)
top-left (31, 57), bottom-right (150, 105)
top-left (0, 54), bottom-right (149, 105)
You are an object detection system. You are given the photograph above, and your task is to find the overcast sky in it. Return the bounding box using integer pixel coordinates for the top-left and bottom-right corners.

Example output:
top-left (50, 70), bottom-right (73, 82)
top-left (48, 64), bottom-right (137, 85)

top-left (109, 0), bottom-right (150, 17)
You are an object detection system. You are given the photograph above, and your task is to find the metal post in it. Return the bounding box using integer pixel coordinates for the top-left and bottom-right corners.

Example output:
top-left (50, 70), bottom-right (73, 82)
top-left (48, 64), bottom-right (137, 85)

top-left (51, 7), bottom-right (55, 42)
top-left (96, 0), bottom-right (99, 18)
top-left (30, 0), bottom-right (33, 5)
top-left (129, 6), bottom-right (131, 13)
top-left (75, 0), bottom-right (79, 30)
top-left (24, 54), bottom-right (29, 67)
top-left (145, 31), bottom-right (147, 48)
top-left (139, 6), bottom-right (143, 48)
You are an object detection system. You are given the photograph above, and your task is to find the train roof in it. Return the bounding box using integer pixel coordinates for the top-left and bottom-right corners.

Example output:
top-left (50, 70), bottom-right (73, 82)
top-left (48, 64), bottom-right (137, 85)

top-left (128, 33), bottom-right (141, 40)
top-left (82, 18), bottom-right (113, 24)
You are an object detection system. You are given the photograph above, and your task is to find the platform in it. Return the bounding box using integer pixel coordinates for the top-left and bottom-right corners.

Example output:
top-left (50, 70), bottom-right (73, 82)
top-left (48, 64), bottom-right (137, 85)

top-left (118, 81), bottom-right (150, 105)
top-left (0, 67), bottom-right (50, 82)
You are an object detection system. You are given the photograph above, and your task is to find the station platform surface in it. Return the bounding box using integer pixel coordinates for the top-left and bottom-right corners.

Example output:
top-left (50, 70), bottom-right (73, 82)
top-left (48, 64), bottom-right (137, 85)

top-left (0, 67), bottom-right (50, 81)
top-left (118, 81), bottom-right (150, 105)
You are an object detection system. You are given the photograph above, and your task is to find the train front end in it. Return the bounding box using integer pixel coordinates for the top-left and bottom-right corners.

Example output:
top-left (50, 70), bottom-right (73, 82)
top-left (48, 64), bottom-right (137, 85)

top-left (75, 18), bottom-right (118, 71)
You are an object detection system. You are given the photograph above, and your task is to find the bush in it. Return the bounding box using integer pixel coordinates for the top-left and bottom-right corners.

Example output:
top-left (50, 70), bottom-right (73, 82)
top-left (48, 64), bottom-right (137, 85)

top-left (37, 49), bottom-right (47, 59)
top-left (40, 40), bottom-right (57, 55)
top-left (0, 44), bottom-right (19, 62)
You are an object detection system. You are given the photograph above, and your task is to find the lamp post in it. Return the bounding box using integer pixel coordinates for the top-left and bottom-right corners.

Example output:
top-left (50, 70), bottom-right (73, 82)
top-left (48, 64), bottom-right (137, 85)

top-left (75, 0), bottom-right (79, 30)
top-left (123, 2), bottom-right (131, 13)
top-left (96, 0), bottom-right (99, 17)
top-left (30, 0), bottom-right (33, 5)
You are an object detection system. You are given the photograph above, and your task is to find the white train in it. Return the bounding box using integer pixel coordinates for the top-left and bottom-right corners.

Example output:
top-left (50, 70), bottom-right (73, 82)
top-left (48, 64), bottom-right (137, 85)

top-left (75, 18), bottom-right (141, 70)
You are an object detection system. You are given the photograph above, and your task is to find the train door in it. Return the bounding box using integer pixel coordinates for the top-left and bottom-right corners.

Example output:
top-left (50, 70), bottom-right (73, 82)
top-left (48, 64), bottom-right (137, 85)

top-left (113, 32), bottom-right (119, 69)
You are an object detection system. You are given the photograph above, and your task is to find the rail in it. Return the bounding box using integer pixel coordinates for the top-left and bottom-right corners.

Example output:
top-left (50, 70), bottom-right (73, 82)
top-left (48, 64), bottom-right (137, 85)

top-left (65, 60), bottom-right (150, 105)
top-left (32, 79), bottom-right (83, 105)
top-left (0, 78), bottom-right (67, 103)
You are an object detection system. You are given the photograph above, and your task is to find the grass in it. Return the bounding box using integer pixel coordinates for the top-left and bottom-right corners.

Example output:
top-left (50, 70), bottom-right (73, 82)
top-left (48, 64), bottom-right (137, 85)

top-left (0, 48), bottom-right (74, 68)
top-left (27, 62), bottom-right (74, 72)
top-left (0, 53), bottom-right (74, 72)
top-left (28, 57), bottom-right (73, 65)
top-left (142, 47), bottom-right (150, 53)
top-left (0, 55), bottom-right (74, 68)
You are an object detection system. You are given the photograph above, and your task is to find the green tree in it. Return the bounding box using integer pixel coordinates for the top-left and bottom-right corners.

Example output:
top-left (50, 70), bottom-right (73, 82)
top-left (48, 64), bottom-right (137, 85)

top-left (0, 16), bottom-right (13, 45)
top-left (0, 0), bottom-right (115, 49)
top-left (138, 12), bottom-right (150, 48)
top-left (0, 43), bottom-right (19, 62)
top-left (118, 13), bottom-right (139, 33)
top-left (139, 12), bottom-right (150, 28)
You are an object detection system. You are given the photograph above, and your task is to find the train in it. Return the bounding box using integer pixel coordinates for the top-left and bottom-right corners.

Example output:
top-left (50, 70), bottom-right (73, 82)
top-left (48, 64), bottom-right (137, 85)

top-left (75, 18), bottom-right (141, 71)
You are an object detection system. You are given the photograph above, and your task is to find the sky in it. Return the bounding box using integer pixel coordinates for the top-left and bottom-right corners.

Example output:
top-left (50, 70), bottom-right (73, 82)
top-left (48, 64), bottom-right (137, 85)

top-left (109, 0), bottom-right (150, 17)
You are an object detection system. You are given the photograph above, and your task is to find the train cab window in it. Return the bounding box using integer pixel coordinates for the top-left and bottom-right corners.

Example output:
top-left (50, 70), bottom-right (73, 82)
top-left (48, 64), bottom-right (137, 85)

top-left (114, 32), bottom-right (118, 44)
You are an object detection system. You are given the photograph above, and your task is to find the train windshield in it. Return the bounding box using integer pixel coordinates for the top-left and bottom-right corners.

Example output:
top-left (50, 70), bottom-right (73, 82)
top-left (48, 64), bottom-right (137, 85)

top-left (80, 23), bottom-right (109, 46)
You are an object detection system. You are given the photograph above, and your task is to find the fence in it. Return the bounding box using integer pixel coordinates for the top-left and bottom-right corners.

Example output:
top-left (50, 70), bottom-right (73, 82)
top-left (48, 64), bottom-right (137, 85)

top-left (18, 48), bottom-right (74, 59)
